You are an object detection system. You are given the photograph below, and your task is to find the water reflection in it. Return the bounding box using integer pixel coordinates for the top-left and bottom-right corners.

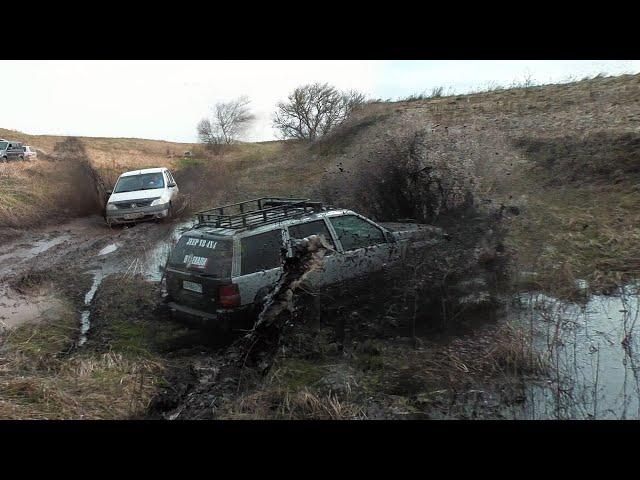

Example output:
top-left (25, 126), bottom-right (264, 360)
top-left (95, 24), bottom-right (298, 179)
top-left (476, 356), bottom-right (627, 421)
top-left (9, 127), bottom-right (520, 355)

top-left (514, 286), bottom-right (640, 419)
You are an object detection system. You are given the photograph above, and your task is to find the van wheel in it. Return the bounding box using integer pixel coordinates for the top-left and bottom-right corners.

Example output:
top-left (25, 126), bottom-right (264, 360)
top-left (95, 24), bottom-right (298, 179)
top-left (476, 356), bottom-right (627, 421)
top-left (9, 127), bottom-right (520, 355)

top-left (163, 202), bottom-right (173, 222)
top-left (1, 157), bottom-right (6, 163)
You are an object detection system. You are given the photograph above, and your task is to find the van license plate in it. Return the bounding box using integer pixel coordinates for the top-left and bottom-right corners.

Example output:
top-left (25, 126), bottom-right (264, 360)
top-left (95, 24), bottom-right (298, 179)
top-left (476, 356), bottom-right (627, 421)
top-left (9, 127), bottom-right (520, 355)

top-left (124, 213), bottom-right (143, 220)
top-left (183, 281), bottom-right (203, 293)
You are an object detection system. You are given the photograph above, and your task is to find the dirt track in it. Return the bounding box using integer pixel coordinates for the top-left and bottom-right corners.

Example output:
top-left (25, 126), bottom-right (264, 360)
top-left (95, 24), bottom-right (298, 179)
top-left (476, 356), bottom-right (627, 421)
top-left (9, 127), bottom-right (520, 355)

top-left (0, 214), bottom-right (193, 331)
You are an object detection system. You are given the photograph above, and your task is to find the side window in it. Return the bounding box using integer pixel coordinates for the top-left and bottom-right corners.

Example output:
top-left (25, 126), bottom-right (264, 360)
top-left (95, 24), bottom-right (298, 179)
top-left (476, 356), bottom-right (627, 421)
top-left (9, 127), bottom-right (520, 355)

top-left (287, 220), bottom-right (335, 250)
top-left (240, 229), bottom-right (284, 275)
top-left (329, 215), bottom-right (386, 251)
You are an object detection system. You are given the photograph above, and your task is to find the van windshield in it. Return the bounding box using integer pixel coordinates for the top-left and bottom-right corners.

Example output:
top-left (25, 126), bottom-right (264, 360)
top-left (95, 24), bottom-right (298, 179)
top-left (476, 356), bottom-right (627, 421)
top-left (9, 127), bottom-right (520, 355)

top-left (114, 172), bottom-right (165, 193)
top-left (168, 236), bottom-right (233, 278)
top-left (0, 142), bottom-right (7, 150)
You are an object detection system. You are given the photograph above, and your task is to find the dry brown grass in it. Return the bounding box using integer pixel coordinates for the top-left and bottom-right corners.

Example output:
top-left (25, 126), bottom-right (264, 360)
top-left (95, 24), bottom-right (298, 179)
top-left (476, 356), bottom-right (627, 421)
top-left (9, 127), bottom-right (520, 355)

top-left (0, 160), bottom-right (60, 227)
top-left (0, 296), bottom-right (167, 419)
top-left (482, 323), bottom-right (548, 376)
top-left (0, 351), bottom-right (163, 420)
top-left (0, 155), bottom-right (106, 228)
top-left (219, 386), bottom-right (366, 420)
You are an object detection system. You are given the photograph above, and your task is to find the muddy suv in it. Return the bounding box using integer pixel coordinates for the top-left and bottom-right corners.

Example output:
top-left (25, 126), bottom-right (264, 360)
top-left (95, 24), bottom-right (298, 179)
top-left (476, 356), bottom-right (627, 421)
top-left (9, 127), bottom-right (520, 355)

top-left (105, 167), bottom-right (179, 226)
top-left (1, 141), bottom-right (24, 162)
top-left (164, 197), bottom-right (442, 329)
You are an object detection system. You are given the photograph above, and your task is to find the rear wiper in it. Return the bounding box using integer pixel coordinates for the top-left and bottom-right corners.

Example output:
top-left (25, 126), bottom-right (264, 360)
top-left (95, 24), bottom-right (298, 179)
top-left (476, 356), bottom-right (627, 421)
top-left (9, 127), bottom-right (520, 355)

top-left (194, 272), bottom-right (220, 278)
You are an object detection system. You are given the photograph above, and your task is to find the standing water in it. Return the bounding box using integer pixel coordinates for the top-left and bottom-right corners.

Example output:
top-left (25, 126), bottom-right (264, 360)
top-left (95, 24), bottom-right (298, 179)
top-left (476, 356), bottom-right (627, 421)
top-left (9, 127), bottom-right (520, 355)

top-left (510, 285), bottom-right (640, 419)
top-left (78, 270), bottom-right (104, 346)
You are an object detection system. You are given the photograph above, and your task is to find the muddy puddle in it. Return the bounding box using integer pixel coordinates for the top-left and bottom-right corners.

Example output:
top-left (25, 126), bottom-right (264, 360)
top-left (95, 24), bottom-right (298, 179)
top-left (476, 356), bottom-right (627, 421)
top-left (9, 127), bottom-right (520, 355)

top-left (77, 270), bottom-right (104, 346)
top-left (0, 234), bottom-right (71, 277)
top-left (0, 214), bottom-right (195, 347)
top-left (0, 285), bottom-right (68, 330)
top-left (502, 285), bottom-right (640, 419)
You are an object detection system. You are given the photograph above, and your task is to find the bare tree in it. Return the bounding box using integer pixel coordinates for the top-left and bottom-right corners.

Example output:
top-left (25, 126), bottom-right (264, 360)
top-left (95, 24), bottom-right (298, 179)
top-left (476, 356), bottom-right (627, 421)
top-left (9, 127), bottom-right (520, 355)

top-left (273, 83), bottom-right (366, 141)
top-left (197, 96), bottom-right (256, 155)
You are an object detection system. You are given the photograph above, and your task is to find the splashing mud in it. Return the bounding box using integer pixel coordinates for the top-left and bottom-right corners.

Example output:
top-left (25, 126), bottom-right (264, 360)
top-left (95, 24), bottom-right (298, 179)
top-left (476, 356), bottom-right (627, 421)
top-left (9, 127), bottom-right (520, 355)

top-left (140, 220), bottom-right (194, 281)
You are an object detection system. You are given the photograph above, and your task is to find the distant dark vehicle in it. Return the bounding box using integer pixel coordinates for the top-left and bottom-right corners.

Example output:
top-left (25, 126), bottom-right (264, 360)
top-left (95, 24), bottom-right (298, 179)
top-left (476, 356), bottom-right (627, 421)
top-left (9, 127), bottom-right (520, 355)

top-left (22, 146), bottom-right (37, 160)
top-left (184, 151), bottom-right (194, 157)
top-left (1, 141), bottom-right (24, 162)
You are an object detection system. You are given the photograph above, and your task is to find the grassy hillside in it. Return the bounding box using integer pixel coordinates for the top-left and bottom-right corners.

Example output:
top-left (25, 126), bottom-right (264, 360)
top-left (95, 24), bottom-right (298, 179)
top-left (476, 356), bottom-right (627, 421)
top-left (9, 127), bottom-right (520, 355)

top-left (303, 73), bottom-right (640, 292)
top-left (0, 128), bottom-right (197, 171)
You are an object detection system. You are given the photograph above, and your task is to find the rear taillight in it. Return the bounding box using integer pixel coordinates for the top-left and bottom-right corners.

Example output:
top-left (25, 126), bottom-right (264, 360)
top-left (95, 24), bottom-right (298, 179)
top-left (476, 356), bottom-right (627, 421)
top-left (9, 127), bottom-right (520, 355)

top-left (219, 284), bottom-right (241, 308)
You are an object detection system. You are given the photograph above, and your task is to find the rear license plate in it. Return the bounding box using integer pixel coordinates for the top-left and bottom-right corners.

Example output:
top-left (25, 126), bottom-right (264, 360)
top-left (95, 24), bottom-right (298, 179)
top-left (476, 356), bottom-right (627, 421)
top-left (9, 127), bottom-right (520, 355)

top-left (183, 280), bottom-right (203, 293)
top-left (124, 213), bottom-right (143, 220)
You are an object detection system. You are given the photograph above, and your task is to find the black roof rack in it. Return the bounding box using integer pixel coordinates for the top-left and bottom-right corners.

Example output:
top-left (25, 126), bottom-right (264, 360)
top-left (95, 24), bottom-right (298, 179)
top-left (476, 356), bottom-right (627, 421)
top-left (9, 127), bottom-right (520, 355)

top-left (196, 197), bottom-right (325, 230)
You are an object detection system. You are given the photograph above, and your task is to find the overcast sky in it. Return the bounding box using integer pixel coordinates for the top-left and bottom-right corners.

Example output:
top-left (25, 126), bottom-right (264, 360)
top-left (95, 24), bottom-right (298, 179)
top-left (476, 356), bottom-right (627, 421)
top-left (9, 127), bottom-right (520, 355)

top-left (1, 60), bottom-right (638, 143)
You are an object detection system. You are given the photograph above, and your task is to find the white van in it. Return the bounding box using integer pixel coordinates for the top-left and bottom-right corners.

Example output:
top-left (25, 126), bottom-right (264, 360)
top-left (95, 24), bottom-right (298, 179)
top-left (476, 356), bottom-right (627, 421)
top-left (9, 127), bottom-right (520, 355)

top-left (105, 167), bottom-right (179, 226)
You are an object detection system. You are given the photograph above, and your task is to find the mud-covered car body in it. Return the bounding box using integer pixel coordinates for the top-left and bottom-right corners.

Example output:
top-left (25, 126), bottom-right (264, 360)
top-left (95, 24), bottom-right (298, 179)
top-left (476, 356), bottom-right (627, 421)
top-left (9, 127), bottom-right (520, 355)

top-left (105, 167), bottom-right (179, 225)
top-left (164, 198), bottom-right (442, 328)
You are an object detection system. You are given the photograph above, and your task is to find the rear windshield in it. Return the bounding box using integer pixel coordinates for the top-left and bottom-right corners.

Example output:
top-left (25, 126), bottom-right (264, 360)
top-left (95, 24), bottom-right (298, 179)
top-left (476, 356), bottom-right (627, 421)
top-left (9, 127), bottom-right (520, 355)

top-left (168, 236), bottom-right (233, 278)
top-left (114, 172), bottom-right (165, 193)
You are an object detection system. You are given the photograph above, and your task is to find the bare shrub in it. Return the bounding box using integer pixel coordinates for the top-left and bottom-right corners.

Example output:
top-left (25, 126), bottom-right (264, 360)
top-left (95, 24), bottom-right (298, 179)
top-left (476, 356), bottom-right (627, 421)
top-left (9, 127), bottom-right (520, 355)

top-left (430, 86), bottom-right (444, 98)
top-left (273, 83), bottom-right (366, 141)
top-left (197, 96), bottom-right (255, 156)
top-left (399, 86), bottom-right (449, 102)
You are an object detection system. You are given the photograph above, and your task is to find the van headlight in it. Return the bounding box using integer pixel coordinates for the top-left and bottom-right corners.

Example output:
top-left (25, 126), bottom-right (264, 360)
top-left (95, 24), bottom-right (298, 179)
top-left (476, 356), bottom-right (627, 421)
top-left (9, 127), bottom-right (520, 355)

top-left (106, 203), bottom-right (117, 211)
top-left (151, 198), bottom-right (168, 207)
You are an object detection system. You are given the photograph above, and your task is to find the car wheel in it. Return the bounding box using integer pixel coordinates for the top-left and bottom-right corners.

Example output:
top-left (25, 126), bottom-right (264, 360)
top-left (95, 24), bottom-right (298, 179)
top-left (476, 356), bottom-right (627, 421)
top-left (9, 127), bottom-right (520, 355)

top-left (1, 156), bottom-right (6, 163)
top-left (163, 202), bottom-right (173, 222)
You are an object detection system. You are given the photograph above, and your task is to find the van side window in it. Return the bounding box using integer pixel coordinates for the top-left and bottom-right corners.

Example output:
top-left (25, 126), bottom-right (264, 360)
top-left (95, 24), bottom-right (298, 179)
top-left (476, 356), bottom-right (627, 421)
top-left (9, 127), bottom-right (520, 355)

top-left (329, 215), bottom-right (386, 251)
top-left (288, 220), bottom-right (335, 250)
top-left (241, 229), bottom-right (284, 274)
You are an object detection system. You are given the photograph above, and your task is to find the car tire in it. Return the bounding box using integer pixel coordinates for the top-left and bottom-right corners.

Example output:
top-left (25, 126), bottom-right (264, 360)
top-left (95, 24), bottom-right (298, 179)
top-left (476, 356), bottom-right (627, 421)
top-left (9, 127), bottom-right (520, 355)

top-left (1, 156), bottom-right (6, 163)
top-left (162, 202), bottom-right (173, 223)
